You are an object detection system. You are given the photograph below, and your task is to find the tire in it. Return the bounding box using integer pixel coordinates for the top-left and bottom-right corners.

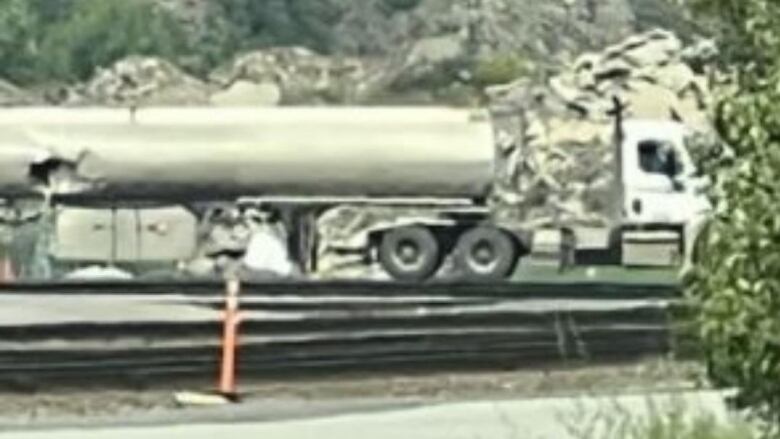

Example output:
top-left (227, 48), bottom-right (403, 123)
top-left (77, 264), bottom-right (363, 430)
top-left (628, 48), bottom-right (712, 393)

top-left (454, 227), bottom-right (517, 281)
top-left (379, 226), bottom-right (441, 282)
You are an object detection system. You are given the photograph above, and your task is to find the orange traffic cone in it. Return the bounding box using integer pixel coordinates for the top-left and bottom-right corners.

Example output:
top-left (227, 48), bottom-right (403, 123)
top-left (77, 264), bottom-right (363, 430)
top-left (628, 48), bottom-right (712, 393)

top-left (173, 279), bottom-right (242, 408)
top-left (0, 257), bottom-right (15, 283)
top-left (218, 279), bottom-right (241, 400)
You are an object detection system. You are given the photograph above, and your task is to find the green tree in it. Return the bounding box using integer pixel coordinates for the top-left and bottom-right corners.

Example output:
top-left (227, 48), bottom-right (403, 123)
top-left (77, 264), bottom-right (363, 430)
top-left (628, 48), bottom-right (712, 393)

top-left (0, 0), bottom-right (40, 83)
top-left (213, 0), bottom-right (345, 54)
top-left (176, 9), bottom-right (240, 76)
top-left (473, 53), bottom-right (530, 88)
top-left (681, 0), bottom-right (780, 428)
top-left (38, 0), bottom-right (189, 82)
top-left (28, 0), bottom-right (77, 23)
top-left (380, 0), bottom-right (422, 11)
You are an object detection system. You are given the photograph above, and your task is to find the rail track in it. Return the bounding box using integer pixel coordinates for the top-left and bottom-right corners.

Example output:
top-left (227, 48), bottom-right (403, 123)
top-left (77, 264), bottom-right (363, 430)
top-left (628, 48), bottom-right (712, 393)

top-left (0, 280), bottom-right (688, 390)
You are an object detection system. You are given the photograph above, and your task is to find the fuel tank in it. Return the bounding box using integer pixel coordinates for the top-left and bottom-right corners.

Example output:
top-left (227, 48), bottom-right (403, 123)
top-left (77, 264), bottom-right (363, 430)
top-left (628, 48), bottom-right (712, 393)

top-left (0, 107), bottom-right (495, 201)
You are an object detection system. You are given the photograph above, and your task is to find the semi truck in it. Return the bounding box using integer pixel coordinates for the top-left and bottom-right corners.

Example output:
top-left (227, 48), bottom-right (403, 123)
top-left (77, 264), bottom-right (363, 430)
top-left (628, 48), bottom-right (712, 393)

top-left (0, 105), bottom-right (711, 281)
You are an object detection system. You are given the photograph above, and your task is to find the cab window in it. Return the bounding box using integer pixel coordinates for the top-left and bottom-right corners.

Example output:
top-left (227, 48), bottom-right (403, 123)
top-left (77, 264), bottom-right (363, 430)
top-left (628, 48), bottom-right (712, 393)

top-left (638, 140), bottom-right (683, 177)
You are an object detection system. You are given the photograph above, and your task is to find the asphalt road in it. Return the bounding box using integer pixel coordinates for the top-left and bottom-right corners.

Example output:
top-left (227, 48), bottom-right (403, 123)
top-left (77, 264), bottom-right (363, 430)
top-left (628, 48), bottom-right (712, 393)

top-left (0, 391), bottom-right (732, 439)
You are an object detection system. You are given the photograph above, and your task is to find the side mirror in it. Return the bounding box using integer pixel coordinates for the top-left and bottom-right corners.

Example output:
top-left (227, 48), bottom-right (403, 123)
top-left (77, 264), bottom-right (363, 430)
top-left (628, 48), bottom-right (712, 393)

top-left (672, 178), bottom-right (686, 192)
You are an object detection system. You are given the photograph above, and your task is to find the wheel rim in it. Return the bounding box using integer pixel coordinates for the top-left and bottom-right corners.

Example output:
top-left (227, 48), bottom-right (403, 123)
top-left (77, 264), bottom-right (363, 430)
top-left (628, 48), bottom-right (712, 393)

top-left (396, 239), bottom-right (422, 267)
top-left (471, 240), bottom-right (495, 264)
top-left (469, 238), bottom-right (499, 272)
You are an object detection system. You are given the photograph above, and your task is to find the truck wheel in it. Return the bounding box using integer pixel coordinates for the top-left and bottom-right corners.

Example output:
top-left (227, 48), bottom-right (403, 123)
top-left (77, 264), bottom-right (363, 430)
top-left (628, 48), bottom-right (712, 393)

top-left (454, 227), bottom-right (517, 281)
top-left (379, 226), bottom-right (440, 282)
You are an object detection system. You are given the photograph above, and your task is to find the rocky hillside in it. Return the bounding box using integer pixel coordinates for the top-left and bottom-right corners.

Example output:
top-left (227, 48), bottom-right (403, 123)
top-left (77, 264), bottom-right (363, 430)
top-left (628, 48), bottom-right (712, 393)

top-left (162, 0), bottom-right (696, 58)
top-left (0, 0), bottom-right (700, 106)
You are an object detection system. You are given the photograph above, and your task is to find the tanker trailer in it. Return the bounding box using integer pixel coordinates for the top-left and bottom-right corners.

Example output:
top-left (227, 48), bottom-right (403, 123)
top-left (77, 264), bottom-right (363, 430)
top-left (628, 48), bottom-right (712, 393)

top-left (0, 107), bottom-right (525, 281)
top-left (0, 107), bottom-right (495, 200)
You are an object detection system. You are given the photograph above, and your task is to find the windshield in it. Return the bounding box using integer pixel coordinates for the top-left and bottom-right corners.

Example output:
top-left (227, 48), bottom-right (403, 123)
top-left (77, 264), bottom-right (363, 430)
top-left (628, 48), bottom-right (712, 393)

top-left (638, 139), bottom-right (683, 177)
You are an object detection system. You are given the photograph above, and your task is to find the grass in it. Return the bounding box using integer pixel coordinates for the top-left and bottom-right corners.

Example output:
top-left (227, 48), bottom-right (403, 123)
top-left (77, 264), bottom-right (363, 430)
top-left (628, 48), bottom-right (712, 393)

top-left (512, 265), bottom-right (680, 286)
top-left (561, 396), bottom-right (756, 439)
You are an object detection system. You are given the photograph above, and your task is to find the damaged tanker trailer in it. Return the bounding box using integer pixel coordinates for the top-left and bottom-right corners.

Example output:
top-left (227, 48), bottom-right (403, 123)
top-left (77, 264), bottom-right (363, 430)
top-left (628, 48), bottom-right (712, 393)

top-left (0, 106), bottom-right (709, 281)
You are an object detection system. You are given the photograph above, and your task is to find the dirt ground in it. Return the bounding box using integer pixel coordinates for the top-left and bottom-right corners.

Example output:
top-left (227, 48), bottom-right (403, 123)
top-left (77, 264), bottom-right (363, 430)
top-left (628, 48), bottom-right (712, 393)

top-left (0, 359), bottom-right (706, 426)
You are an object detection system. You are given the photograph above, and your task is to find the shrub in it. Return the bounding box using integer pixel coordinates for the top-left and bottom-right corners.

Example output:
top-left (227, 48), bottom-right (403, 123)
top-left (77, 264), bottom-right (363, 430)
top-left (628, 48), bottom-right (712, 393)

top-left (563, 397), bottom-right (756, 439)
top-left (0, 0), bottom-right (193, 84)
top-left (212, 0), bottom-right (345, 54)
top-left (381, 0), bottom-right (422, 11)
top-left (0, 0), bottom-right (41, 84)
top-left (678, 0), bottom-right (780, 429)
top-left (473, 53), bottom-right (530, 87)
top-left (38, 0), bottom-right (189, 82)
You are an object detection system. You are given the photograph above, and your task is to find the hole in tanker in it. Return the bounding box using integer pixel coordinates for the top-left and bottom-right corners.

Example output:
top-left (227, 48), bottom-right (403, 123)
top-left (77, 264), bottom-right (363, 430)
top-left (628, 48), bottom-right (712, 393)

top-left (27, 156), bottom-right (97, 195)
top-left (28, 158), bottom-right (69, 186)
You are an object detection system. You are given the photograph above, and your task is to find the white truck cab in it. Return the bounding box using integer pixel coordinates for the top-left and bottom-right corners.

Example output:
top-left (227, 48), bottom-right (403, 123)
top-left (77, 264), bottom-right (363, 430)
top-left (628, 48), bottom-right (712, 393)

top-left (618, 119), bottom-right (711, 269)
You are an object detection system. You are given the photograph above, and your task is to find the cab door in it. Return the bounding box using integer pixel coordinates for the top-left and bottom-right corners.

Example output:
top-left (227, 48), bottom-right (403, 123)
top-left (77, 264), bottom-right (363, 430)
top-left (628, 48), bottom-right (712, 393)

top-left (622, 133), bottom-right (694, 225)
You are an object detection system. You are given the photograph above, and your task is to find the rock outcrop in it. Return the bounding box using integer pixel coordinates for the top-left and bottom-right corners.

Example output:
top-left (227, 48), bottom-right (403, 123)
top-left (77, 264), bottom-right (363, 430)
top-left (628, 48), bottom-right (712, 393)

top-left (209, 48), bottom-right (374, 105)
top-left (152, 0), bottom-right (693, 105)
top-left (68, 56), bottom-right (211, 106)
top-left (488, 29), bottom-right (715, 228)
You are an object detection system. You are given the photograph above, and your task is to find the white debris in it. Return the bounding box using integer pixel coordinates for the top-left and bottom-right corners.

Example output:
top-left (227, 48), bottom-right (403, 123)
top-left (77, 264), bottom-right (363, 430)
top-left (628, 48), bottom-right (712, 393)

top-left (242, 223), bottom-right (294, 277)
top-left (64, 265), bottom-right (134, 281)
top-left (173, 391), bottom-right (234, 406)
